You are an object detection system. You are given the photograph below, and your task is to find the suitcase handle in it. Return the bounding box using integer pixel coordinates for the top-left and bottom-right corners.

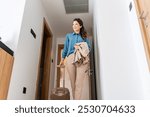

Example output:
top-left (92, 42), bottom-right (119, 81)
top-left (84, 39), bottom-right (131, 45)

top-left (55, 88), bottom-right (65, 95)
top-left (57, 65), bottom-right (65, 88)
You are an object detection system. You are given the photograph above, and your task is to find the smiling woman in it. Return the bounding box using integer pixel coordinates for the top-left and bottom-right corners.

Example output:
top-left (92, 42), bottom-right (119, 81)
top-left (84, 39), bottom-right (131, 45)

top-left (59, 18), bottom-right (91, 100)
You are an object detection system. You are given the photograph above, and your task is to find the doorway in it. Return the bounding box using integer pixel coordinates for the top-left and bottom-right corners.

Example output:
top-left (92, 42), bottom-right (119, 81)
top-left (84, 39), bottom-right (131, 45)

top-left (35, 18), bottom-right (52, 100)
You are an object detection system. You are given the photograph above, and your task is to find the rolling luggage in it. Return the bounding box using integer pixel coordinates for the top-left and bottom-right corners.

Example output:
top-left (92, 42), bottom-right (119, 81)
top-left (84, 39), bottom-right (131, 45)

top-left (50, 65), bottom-right (70, 100)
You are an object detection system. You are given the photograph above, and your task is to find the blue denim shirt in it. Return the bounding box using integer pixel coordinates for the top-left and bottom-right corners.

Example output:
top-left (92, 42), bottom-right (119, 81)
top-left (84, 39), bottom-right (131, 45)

top-left (62, 32), bottom-right (91, 59)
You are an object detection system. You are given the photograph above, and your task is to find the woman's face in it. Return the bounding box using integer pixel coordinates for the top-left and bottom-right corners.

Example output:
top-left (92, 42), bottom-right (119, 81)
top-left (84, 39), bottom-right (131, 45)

top-left (72, 21), bottom-right (82, 33)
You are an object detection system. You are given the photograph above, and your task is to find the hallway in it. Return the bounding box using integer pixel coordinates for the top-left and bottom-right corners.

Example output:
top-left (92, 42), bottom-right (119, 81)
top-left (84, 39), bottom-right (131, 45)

top-left (41, 0), bottom-right (95, 100)
top-left (1, 0), bottom-right (150, 100)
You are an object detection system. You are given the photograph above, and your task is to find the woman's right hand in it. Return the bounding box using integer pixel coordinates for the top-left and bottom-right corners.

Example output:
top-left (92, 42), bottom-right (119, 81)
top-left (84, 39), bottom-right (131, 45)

top-left (59, 59), bottom-right (64, 66)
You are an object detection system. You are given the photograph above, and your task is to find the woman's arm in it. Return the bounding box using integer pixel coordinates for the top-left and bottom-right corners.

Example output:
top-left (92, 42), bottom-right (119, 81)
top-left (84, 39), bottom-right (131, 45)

top-left (62, 34), bottom-right (69, 58)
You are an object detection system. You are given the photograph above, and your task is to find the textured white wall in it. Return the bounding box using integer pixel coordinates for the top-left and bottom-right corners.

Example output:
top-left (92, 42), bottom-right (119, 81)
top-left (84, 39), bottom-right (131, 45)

top-left (93, 0), bottom-right (149, 99)
top-left (0, 0), bottom-right (26, 52)
top-left (8, 0), bottom-right (56, 99)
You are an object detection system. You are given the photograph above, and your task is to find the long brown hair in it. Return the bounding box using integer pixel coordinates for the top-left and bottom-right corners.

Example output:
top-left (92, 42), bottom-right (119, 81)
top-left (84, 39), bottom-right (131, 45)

top-left (73, 18), bottom-right (87, 39)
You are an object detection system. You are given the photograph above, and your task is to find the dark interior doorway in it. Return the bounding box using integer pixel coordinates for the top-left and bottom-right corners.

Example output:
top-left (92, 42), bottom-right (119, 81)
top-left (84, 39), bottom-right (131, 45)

top-left (35, 18), bottom-right (52, 100)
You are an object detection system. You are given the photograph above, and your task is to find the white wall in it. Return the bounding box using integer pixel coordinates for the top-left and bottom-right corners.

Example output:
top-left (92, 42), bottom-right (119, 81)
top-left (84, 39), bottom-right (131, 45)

top-left (0, 0), bottom-right (26, 52)
top-left (8, 0), bottom-right (56, 99)
top-left (93, 0), bottom-right (150, 99)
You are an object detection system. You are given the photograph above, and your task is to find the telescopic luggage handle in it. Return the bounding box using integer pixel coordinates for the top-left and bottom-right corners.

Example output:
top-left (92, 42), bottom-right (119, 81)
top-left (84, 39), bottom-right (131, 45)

top-left (57, 65), bottom-right (65, 87)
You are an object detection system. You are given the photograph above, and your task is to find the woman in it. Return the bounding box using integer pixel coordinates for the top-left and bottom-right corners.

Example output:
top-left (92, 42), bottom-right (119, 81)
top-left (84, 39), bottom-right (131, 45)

top-left (60, 18), bottom-right (91, 100)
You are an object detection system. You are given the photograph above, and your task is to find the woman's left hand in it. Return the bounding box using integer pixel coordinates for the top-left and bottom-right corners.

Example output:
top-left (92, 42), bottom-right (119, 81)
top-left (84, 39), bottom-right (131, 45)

top-left (74, 45), bottom-right (79, 49)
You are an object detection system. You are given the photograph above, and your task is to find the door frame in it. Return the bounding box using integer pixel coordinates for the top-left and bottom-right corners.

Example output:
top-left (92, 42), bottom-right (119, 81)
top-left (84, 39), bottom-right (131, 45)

top-left (134, 0), bottom-right (150, 70)
top-left (35, 18), bottom-right (53, 99)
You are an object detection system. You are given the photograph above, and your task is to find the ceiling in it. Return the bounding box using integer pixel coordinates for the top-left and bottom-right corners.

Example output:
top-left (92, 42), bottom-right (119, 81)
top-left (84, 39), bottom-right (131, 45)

top-left (41, 0), bottom-right (93, 38)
